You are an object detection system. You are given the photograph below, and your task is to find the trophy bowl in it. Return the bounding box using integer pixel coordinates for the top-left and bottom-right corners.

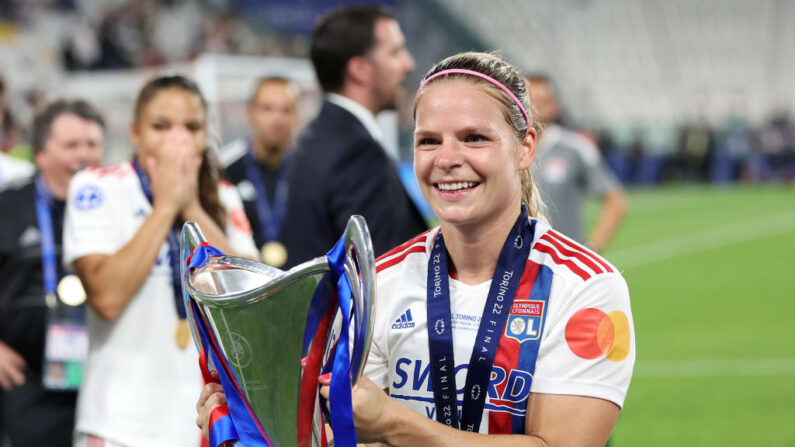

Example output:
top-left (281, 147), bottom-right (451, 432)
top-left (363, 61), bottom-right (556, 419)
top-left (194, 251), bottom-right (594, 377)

top-left (180, 216), bottom-right (375, 447)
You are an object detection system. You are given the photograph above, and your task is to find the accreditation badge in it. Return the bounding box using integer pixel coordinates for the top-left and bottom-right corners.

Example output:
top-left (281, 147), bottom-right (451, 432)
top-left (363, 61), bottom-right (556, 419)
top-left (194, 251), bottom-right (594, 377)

top-left (43, 274), bottom-right (88, 390)
top-left (42, 309), bottom-right (87, 390)
top-left (261, 241), bottom-right (288, 268)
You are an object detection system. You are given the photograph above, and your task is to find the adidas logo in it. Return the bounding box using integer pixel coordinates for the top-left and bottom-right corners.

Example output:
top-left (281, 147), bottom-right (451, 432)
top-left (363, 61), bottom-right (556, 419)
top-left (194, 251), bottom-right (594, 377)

top-left (392, 308), bottom-right (416, 330)
top-left (19, 226), bottom-right (40, 247)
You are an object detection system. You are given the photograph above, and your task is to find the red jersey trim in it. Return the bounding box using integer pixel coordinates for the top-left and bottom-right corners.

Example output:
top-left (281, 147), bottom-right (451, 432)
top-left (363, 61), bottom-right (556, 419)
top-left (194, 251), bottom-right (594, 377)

top-left (545, 230), bottom-right (614, 273)
top-left (533, 241), bottom-right (591, 281)
top-left (540, 233), bottom-right (604, 274)
top-left (375, 229), bottom-right (432, 273)
top-left (86, 162), bottom-right (132, 179)
top-left (376, 245), bottom-right (426, 273)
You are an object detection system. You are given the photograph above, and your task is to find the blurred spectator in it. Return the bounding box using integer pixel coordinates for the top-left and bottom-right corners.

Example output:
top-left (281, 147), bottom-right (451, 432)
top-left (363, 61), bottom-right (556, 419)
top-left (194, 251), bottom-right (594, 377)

top-left (221, 76), bottom-right (299, 267)
top-left (627, 129), bottom-right (649, 184)
top-left (0, 76), bottom-right (34, 189)
top-left (677, 117), bottom-right (715, 182)
top-left (0, 99), bottom-right (105, 447)
top-left (62, 75), bottom-right (257, 446)
top-left (279, 5), bottom-right (427, 268)
top-left (0, 152), bottom-right (33, 190)
top-left (0, 76), bottom-right (24, 155)
top-left (55, 0), bottom-right (265, 71)
top-left (528, 74), bottom-right (627, 252)
top-left (758, 111), bottom-right (795, 180)
top-left (596, 128), bottom-right (628, 183)
top-left (713, 115), bottom-right (754, 183)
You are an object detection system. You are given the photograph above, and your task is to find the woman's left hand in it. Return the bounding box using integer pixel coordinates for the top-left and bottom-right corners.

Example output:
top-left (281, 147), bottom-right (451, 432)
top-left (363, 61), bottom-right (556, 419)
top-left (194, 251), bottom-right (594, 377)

top-left (319, 373), bottom-right (396, 444)
top-left (179, 151), bottom-right (204, 220)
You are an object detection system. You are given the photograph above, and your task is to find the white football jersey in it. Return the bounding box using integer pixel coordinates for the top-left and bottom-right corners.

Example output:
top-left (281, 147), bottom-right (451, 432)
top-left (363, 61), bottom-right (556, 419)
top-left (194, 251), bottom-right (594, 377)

top-left (364, 219), bottom-right (634, 434)
top-left (63, 161), bottom-right (258, 447)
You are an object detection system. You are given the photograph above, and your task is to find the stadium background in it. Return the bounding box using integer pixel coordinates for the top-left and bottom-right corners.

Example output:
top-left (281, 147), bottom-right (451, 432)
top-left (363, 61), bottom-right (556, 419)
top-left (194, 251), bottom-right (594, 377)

top-left (2, 0), bottom-right (794, 445)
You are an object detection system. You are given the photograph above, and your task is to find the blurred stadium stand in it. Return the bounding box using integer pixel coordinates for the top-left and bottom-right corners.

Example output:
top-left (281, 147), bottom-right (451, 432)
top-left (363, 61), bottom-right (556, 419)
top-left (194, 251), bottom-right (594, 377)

top-left (1, 0), bottom-right (793, 182)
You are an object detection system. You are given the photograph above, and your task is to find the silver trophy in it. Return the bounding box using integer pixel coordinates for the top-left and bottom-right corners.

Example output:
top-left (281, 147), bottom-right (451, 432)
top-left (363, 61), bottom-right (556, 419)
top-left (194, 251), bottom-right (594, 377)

top-left (180, 216), bottom-right (376, 447)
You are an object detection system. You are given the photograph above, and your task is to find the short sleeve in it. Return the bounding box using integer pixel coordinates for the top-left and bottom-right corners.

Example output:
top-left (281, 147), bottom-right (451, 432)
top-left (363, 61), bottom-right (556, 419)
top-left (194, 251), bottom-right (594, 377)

top-left (579, 139), bottom-right (620, 197)
top-left (219, 182), bottom-right (259, 259)
top-left (531, 273), bottom-right (635, 408)
top-left (62, 171), bottom-right (121, 268)
top-left (364, 333), bottom-right (389, 390)
top-left (363, 274), bottom-right (393, 390)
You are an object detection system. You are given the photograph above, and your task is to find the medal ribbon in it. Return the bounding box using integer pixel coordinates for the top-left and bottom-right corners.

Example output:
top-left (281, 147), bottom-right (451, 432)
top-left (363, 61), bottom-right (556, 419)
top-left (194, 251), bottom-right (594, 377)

top-left (187, 243), bottom-right (273, 447)
top-left (319, 238), bottom-right (359, 447)
top-left (297, 272), bottom-right (338, 447)
top-left (426, 205), bottom-right (535, 432)
top-left (243, 145), bottom-right (289, 243)
top-left (131, 158), bottom-right (185, 319)
top-left (34, 174), bottom-right (59, 300)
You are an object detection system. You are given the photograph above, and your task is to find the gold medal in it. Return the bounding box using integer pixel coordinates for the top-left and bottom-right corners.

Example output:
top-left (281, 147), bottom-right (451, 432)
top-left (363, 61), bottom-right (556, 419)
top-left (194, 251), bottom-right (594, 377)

top-left (261, 241), bottom-right (288, 268)
top-left (175, 319), bottom-right (190, 350)
top-left (57, 275), bottom-right (87, 307)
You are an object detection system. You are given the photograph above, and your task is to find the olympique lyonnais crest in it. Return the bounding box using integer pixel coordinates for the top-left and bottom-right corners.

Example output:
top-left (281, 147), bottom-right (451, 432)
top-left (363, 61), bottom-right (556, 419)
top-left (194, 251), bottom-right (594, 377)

top-left (505, 300), bottom-right (545, 343)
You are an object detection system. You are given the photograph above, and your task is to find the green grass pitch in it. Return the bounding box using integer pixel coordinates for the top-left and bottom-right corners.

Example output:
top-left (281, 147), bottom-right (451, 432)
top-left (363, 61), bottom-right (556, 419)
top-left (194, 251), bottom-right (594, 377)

top-left (589, 185), bottom-right (795, 446)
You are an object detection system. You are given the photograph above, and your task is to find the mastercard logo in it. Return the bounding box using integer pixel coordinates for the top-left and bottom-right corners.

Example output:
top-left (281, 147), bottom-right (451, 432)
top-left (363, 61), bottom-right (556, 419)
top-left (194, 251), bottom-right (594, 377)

top-left (565, 308), bottom-right (630, 361)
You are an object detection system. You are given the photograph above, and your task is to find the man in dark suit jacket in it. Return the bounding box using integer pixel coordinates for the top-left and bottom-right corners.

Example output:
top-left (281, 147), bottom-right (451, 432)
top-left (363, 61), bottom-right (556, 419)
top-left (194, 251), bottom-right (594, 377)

top-left (280, 6), bottom-right (427, 268)
top-left (0, 99), bottom-right (105, 447)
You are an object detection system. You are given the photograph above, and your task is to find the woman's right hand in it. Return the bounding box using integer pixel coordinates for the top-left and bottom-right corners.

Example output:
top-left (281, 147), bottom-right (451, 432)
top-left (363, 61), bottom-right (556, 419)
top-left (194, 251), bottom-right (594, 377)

top-left (196, 370), bottom-right (227, 440)
top-left (147, 127), bottom-right (203, 217)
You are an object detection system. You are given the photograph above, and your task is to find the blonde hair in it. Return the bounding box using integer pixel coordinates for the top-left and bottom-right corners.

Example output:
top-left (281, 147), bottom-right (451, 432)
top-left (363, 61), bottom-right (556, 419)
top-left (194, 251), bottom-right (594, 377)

top-left (415, 51), bottom-right (547, 222)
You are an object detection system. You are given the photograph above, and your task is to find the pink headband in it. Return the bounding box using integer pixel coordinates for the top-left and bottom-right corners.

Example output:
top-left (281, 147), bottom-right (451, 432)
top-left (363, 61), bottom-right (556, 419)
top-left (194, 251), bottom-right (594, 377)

top-left (415, 68), bottom-right (530, 129)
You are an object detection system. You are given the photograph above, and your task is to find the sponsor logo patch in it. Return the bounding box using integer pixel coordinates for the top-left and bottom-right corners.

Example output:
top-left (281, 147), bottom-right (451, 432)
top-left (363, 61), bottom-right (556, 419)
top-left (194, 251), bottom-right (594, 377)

top-left (392, 308), bottom-right (416, 330)
top-left (74, 185), bottom-right (104, 211)
top-left (565, 308), bottom-right (630, 361)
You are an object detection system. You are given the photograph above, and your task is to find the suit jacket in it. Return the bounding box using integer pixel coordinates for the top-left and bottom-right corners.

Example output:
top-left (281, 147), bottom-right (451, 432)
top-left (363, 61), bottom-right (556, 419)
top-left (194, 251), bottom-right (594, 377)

top-left (281, 100), bottom-right (427, 268)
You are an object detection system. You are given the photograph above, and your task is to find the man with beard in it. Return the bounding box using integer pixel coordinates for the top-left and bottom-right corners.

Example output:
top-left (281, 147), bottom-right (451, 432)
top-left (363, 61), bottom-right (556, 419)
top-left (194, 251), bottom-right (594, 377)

top-left (279, 5), bottom-right (427, 268)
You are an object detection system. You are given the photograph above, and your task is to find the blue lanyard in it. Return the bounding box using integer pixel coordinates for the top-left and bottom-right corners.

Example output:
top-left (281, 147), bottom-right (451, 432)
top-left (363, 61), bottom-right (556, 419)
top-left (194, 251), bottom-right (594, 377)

top-left (242, 143), bottom-right (289, 243)
top-left (34, 175), bottom-right (59, 300)
top-left (426, 206), bottom-right (535, 432)
top-left (131, 158), bottom-right (186, 319)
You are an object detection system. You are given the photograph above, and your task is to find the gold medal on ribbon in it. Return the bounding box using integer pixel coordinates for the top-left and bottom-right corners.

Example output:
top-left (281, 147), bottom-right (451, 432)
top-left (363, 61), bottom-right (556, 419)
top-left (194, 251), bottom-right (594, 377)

top-left (57, 274), bottom-right (87, 307)
top-left (175, 319), bottom-right (190, 350)
top-left (261, 241), bottom-right (288, 268)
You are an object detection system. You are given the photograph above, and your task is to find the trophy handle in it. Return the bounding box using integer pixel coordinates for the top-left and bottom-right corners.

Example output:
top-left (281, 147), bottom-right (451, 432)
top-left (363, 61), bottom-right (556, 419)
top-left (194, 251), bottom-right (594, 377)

top-left (340, 215), bottom-right (376, 386)
top-left (180, 221), bottom-right (209, 356)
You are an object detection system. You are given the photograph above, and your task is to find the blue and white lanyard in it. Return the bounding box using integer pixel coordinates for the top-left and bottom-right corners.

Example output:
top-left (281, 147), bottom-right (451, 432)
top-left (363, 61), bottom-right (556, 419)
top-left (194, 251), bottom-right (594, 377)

top-left (242, 144), bottom-right (289, 243)
top-left (34, 175), bottom-right (59, 305)
top-left (426, 206), bottom-right (535, 432)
